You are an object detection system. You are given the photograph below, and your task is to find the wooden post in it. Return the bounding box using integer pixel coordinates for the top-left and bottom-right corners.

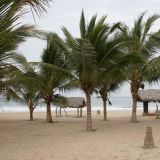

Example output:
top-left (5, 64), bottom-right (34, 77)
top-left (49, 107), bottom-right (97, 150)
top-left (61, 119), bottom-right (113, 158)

top-left (77, 108), bottom-right (79, 117)
top-left (143, 101), bottom-right (148, 115)
top-left (56, 106), bottom-right (58, 117)
top-left (80, 108), bottom-right (82, 117)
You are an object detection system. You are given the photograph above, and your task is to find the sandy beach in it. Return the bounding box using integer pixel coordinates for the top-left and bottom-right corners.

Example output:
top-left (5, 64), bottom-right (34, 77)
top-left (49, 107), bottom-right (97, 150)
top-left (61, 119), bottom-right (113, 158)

top-left (0, 110), bottom-right (160, 160)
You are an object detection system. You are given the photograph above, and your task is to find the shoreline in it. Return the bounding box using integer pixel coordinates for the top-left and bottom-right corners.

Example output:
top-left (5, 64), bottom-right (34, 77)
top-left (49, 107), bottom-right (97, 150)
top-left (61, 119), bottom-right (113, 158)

top-left (0, 110), bottom-right (147, 120)
top-left (0, 106), bottom-right (156, 114)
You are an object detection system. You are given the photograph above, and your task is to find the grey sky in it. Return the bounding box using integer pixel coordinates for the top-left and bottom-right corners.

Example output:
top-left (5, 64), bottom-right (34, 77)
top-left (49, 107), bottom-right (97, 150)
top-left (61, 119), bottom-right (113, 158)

top-left (18, 0), bottom-right (160, 97)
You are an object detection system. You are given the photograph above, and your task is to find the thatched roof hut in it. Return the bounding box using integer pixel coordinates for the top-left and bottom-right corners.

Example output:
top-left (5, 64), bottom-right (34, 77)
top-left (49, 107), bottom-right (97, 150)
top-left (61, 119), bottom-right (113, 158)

top-left (137, 89), bottom-right (160, 115)
top-left (56, 97), bottom-right (86, 117)
top-left (138, 89), bottom-right (160, 102)
top-left (59, 97), bottom-right (86, 108)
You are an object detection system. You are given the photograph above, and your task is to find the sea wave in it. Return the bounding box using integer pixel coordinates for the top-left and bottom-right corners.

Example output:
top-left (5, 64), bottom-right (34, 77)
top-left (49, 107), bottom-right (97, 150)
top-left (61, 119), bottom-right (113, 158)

top-left (0, 97), bottom-right (158, 113)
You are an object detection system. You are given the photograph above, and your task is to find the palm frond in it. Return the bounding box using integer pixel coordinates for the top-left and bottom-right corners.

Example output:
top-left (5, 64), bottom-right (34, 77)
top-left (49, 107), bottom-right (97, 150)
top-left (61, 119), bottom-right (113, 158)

top-left (142, 14), bottom-right (160, 42)
top-left (80, 10), bottom-right (86, 39)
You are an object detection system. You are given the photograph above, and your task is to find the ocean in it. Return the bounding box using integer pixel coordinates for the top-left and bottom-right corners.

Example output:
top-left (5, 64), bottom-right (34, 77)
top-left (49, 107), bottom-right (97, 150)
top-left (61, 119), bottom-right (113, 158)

top-left (0, 97), bottom-right (158, 113)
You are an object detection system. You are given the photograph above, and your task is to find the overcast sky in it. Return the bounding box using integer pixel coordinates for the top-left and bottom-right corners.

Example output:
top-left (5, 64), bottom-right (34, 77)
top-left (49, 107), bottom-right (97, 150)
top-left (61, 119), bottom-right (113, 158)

top-left (18, 0), bottom-right (160, 97)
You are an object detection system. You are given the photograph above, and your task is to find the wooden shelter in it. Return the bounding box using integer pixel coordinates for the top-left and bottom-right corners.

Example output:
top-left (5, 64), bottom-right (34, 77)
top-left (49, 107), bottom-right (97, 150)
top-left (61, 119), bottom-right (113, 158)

top-left (137, 89), bottom-right (160, 115)
top-left (56, 97), bottom-right (86, 117)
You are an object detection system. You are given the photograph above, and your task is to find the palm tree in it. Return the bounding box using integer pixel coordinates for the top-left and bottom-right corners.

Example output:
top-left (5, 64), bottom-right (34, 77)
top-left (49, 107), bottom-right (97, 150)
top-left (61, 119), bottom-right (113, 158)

top-left (4, 56), bottom-right (42, 121)
top-left (40, 35), bottom-right (70, 123)
top-left (65, 36), bottom-right (97, 131)
top-left (7, 72), bottom-right (41, 121)
top-left (93, 28), bottom-right (129, 121)
top-left (97, 73), bottom-right (124, 121)
top-left (123, 13), bottom-right (160, 122)
top-left (19, 82), bottom-right (41, 121)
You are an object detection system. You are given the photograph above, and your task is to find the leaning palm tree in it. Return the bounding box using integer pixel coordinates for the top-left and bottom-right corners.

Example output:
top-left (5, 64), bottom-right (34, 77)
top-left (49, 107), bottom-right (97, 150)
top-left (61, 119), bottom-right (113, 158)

top-left (123, 13), bottom-right (160, 122)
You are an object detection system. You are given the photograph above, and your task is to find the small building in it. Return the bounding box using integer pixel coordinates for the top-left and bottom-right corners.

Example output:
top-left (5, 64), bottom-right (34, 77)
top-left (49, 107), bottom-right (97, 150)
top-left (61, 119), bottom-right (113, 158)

top-left (56, 97), bottom-right (86, 117)
top-left (137, 89), bottom-right (160, 115)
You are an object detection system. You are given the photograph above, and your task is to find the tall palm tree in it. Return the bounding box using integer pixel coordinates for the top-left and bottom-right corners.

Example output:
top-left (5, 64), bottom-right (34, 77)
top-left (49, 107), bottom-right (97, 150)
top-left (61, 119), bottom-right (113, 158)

top-left (65, 36), bottom-right (97, 131)
top-left (123, 13), bottom-right (160, 122)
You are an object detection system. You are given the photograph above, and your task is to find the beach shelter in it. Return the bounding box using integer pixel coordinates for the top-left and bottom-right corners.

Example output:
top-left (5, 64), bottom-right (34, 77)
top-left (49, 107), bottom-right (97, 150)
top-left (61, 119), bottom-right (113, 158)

top-left (137, 89), bottom-right (160, 115)
top-left (56, 97), bottom-right (86, 117)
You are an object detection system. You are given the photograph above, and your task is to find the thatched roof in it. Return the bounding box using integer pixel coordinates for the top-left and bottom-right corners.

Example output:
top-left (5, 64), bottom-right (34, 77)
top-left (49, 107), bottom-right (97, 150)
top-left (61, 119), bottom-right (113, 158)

top-left (57, 97), bottom-right (86, 108)
top-left (138, 89), bottom-right (160, 102)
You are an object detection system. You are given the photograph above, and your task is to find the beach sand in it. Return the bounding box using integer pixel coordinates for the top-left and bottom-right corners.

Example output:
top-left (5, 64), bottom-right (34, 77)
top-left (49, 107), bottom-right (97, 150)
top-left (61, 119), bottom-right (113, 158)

top-left (0, 110), bottom-right (160, 160)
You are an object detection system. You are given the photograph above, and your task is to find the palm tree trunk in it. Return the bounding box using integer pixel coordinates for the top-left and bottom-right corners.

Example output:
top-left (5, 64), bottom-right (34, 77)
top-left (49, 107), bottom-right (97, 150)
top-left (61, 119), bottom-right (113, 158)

top-left (80, 108), bottom-right (82, 117)
top-left (77, 107), bottom-right (79, 117)
top-left (100, 91), bottom-right (108, 121)
top-left (131, 95), bottom-right (137, 122)
top-left (28, 102), bottom-right (34, 121)
top-left (46, 102), bottom-right (53, 123)
top-left (103, 98), bottom-right (107, 121)
top-left (29, 108), bottom-right (34, 121)
top-left (85, 90), bottom-right (93, 131)
top-left (130, 81), bottom-right (139, 123)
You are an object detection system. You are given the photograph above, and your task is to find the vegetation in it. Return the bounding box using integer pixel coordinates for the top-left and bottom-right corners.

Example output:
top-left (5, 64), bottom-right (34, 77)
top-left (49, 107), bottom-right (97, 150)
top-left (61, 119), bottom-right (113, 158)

top-left (40, 35), bottom-right (70, 123)
top-left (6, 57), bottom-right (41, 121)
top-left (1, 0), bottom-right (160, 130)
top-left (49, 12), bottom-right (144, 130)
top-left (122, 13), bottom-right (160, 122)
top-left (0, 0), bottom-right (51, 94)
